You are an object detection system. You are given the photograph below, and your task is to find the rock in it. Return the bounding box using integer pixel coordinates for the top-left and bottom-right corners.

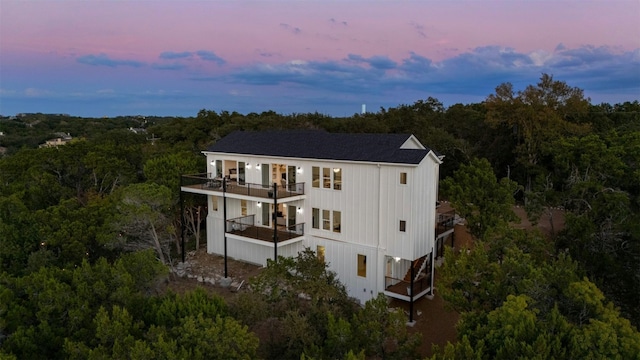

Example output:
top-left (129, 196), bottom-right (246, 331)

top-left (219, 277), bottom-right (232, 288)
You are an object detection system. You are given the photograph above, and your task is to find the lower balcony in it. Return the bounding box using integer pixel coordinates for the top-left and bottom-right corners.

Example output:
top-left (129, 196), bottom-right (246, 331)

top-left (384, 275), bottom-right (432, 301)
top-left (226, 215), bottom-right (305, 243)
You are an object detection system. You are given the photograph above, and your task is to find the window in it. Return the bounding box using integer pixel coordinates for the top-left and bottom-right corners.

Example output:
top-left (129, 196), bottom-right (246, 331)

top-left (312, 208), bottom-right (320, 229)
top-left (212, 197), bottom-right (218, 211)
top-left (215, 160), bottom-right (222, 178)
top-left (333, 168), bottom-right (342, 190)
top-left (323, 168), bottom-right (331, 188)
top-left (333, 211), bottom-right (341, 233)
top-left (357, 254), bottom-right (367, 277)
top-left (238, 162), bottom-right (246, 185)
top-left (241, 200), bottom-right (247, 216)
top-left (317, 246), bottom-right (325, 263)
top-left (399, 220), bottom-right (406, 232)
top-left (312, 166), bottom-right (320, 188)
top-left (323, 210), bottom-right (331, 230)
top-left (400, 172), bottom-right (407, 184)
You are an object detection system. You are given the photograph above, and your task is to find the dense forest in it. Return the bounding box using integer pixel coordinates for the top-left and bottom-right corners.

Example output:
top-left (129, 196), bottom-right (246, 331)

top-left (1, 74), bottom-right (639, 359)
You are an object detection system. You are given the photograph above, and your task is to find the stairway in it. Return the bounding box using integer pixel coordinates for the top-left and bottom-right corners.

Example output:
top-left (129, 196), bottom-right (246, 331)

top-left (403, 255), bottom-right (428, 282)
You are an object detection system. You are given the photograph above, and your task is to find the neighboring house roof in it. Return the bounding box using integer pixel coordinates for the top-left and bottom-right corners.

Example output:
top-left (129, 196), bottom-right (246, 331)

top-left (207, 130), bottom-right (436, 164)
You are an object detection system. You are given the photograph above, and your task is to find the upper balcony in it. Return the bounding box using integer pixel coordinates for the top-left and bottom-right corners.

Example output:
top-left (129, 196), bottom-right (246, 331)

top-left (181, 173), bottom-right (305, 200)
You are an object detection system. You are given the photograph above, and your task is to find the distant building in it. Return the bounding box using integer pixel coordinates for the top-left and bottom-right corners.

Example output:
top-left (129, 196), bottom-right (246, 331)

top-left (39, 133), bottom-right (73, 148)
top-left (129, 127), bottom-right (147, 134)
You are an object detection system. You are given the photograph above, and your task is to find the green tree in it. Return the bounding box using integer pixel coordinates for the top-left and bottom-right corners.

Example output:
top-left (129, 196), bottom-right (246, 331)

top-left (110, 183), bottom-right (176, 264)
top-left (440, 158), bottom-right (520, 240)
top-left (485, 74), bottom-right (590, 191)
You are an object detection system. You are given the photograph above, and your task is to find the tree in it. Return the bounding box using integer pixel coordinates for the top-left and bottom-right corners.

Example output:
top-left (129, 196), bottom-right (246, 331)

top-left (110, 183), bottom-right (176, 264)
top-left (485, 74), bottom-right (590, 192)
top-left (440, 158), bottom-right (520, 240)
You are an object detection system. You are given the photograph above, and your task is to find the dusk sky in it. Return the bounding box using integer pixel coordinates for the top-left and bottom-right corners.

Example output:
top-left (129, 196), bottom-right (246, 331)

top-left (1, 0), bottom-right (639, 118)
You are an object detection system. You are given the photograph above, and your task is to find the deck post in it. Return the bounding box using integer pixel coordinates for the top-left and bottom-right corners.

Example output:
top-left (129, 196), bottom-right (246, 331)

top-left (180, 179), bottom-right (185, 263)
top-left (223, 177), bottom-right (228, 278)
top-left (409, 263), bottom-right (415, 323)
top-left (273, 182), bottom-right (278, 263)
top-left (429, 251), bottom-right (434, 296)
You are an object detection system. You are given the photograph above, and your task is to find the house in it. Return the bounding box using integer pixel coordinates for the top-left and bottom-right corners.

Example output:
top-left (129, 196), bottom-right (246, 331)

top-left (180, 130), bottom-right (455, 310)
top-left (39, 133), bottom-right (73, 148)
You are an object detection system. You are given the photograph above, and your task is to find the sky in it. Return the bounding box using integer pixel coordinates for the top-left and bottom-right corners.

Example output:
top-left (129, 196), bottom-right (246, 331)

top-left (1, 0), bottom-right (639, 118)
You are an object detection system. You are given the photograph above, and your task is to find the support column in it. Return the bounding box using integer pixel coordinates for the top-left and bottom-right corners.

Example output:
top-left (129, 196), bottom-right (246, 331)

top-left (409, 262), bottom-right (415, 323)
top-left (273, 182), bottom-right (278, 263)
top-left (223, 178), bottom-right (228, 278)
top-left (180, 180), bottom-right (186, 263)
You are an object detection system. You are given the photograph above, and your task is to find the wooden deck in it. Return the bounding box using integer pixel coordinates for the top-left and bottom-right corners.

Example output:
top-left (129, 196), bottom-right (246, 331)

top-left (183, 182), bottom-right (303, 199)
top-left (227, 225), bottom-right (303, 243)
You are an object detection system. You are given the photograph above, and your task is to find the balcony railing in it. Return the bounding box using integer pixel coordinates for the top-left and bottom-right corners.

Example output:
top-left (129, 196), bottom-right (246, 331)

top-left (226, 215), bottom-right (305, 243)
top-left (181, 173), bottom-right (305, 199)
top-left (436, 209), bottom-right (455, 236)
top-left (384, 274), bottom-right (432, 297)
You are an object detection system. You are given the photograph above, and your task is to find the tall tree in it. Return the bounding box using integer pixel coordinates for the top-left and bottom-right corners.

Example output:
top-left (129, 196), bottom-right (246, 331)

top-left (440, 158), bottom-right (520, 240)
top-left (485, 74), bottom-right (590, 191)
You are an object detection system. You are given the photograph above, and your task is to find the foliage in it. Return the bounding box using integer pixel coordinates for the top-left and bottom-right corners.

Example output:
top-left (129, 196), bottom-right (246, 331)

top-left (110, 183), bottom-right (176, 264)
top-left (440, 157), bottom-right (520, 240)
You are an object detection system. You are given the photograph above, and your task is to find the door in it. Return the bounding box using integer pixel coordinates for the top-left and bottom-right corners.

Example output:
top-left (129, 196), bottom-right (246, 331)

top-left (261, 202), bottom-right (270, 226)
top-left (287, 165), bottom-right (296, 188)
top-left (261, 163), bottom-right (270, 188)
top-left (287, 205), bottom-right (296, 228)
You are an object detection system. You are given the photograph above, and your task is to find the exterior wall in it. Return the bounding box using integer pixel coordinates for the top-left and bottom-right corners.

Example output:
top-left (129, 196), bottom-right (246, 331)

top-left (202, 150), bottom-right (440, 304)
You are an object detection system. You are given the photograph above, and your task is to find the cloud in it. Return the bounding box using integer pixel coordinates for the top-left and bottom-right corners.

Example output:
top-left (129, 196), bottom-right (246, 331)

top-left (195, 50), bottom-right (226, 65)
top-left (76, 53), bottom-right (144, 67)
top-left (329, 18), bottom-right (348, 26)
top-left (409, 22), bottom-right (427, 38)
top-left (280, 23), bottom-right (301, 35)
top-left (346, 54), bottom-right (397, 70)
top-left (152, 62), bottom-right (187, 70)
top-left (159, 51), bottom-right (193, 60)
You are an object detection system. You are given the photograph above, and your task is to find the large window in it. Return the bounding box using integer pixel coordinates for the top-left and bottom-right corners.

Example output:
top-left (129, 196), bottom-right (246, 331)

top-left (312, 208), bottom-right (320, 229)
top-left (323, 167), bottom-right (331, 189)
top-left (333, 168), bottom-right (342, 190)
top-left (312, 166), bottom-right (320, 188)
top-left (322, 210), bottom-right (331, 230)
top-left (333, 211), bottom-right (341, 233)
top-left (357, 254), bottom-right (367, 277)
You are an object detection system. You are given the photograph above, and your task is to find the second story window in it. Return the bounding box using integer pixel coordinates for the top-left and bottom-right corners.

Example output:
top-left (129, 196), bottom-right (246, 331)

top-left (323, 210), bottom-right (331, 230)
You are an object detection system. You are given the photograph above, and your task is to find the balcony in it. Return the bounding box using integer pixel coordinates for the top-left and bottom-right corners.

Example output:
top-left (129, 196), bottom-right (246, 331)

top-left (436, 209), bottom-right (455, 237)
top-left (226, 215), bottom-right (305, 243)
top-left (384, 274), bottom-right (432, 300)
top-left (181, 173), bottom-right (305, 199)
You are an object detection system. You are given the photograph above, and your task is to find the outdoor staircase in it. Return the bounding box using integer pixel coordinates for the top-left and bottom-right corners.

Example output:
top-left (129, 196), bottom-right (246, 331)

top-left (403, 255), bottom-right (428, 282)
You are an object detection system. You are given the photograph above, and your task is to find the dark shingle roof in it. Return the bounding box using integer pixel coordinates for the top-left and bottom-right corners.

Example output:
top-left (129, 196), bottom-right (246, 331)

top-left (206, 130), bottom-right (432, 164)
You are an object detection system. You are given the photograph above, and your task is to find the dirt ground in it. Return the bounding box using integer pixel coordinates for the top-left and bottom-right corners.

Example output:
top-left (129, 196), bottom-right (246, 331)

top-left (161, 205), bottom-right (565, 358)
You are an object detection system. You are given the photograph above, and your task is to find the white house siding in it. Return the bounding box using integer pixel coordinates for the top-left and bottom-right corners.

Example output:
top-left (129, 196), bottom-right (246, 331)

top-left (199, 144), bottom-right (440, 305)
top-left (380, 164), bottom-right (416, 261)
top-left (306, 235), bottom-right (378, 304)
top-left (410, 155), bottom-right (439, 257)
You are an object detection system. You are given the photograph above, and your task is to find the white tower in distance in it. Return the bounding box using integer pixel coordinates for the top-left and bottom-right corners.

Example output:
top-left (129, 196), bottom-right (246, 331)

top-left (361, 104), bottom-right (366, 114)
